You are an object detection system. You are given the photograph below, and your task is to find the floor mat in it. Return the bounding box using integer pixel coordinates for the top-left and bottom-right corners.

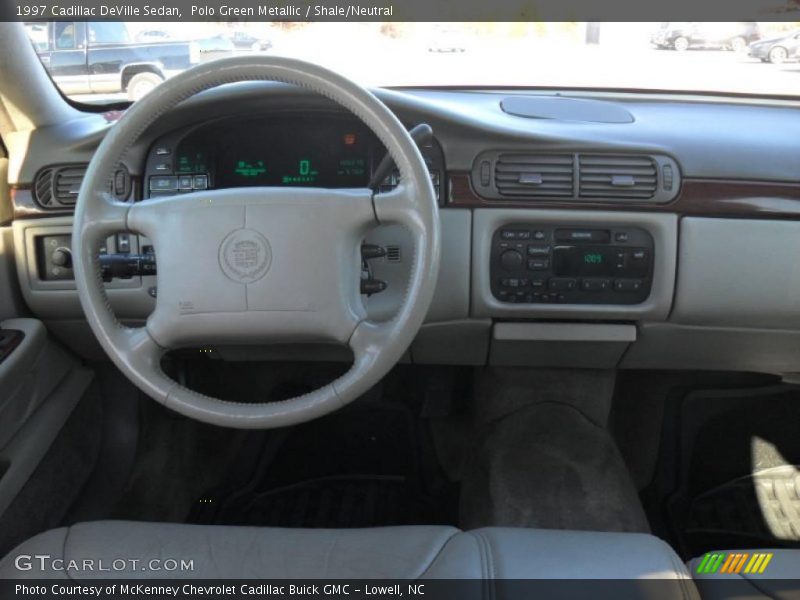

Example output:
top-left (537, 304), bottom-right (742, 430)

top-left (666, 385), bottom-right (800, 557)
top-left (685, 465), bottom-right (800, 550)
top-left (189, 401), bottom-right (458, 528)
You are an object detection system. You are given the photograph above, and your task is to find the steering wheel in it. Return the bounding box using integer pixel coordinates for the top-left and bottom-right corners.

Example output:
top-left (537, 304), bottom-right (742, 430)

top-left (72, 56), bottom-right (441, 429)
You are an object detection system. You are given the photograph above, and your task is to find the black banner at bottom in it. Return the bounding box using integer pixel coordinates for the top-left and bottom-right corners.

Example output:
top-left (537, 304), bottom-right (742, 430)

top-left (3, 579), bottom-right (797, 600)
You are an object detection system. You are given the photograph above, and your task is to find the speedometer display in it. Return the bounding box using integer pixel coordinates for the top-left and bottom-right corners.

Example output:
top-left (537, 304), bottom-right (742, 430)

top-left (194, 116), bottom-right (375, 189)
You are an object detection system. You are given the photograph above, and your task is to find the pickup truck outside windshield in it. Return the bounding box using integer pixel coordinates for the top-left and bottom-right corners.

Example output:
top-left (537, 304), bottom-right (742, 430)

top-left (24, 21), bottom-right (800, 103)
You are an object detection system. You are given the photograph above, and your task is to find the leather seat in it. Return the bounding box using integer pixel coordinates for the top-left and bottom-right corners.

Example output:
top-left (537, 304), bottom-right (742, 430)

top-left (0, 521), bottom-right (695, 588)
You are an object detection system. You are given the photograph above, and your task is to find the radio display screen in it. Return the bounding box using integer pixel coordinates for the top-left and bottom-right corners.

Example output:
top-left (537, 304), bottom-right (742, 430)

top-left (553, 246), bottom-right (618, 277)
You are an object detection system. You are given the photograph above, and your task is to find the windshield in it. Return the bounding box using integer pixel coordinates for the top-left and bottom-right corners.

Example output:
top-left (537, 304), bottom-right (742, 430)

top-left (24, 21), bottom-right (800, 104)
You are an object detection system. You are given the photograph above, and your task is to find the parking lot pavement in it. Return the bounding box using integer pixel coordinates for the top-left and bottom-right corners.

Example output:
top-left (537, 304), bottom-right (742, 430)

top-left (67, 45), bottom-right (798, 105)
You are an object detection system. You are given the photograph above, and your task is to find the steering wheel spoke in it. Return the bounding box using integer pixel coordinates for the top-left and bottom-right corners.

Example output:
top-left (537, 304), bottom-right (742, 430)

top-left (374, 182), bottom-right (428, 233)
top-left (100, 323), bottom-right (174, 404)
top-left (126, 192), bottom-right (183, 242)
top-left (74, 191), bottom-right (130, 249)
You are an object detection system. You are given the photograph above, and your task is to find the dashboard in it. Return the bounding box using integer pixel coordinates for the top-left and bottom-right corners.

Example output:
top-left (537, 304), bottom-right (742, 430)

top-left (6, 83), bottom-right (800, 374)
top-left (143, 113), bottom-right (445, 201)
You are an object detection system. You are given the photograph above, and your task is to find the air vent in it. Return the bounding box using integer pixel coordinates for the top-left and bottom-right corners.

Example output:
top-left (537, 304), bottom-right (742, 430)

top-left (33, 167), bottom-right (56, 207)
top-left (52, 166), bottom-right (86, 206)
top-left (494, 154), bottom-right (574, 198)
top-left (33, 164), bottom-right (131, 210)
top-left (578, 154), bottom-right (657, 200)
top-left (472, 150), bottom-right (680, 204)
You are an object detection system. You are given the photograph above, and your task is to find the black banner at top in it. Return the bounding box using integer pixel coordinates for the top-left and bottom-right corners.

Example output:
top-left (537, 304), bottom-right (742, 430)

top-left (3, 0), bottom-right (800, 21)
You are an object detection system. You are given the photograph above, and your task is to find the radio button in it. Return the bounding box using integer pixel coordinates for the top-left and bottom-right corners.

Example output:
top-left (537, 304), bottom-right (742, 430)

top-left (549, 277), bottom-right (577, 291)
top-left (500, 278), bottom-right (526, 288)
top-left (581, 278), bottom-right (611, 291)
top-left (614, 279), bottom-right (643, 292)
top-left (530, 278), bottom-right (546, 289)
top-left (500, 229), bottom-right (530, 241)
top-left (527, 258), bottom-right (550, 271)
top-left (527, 244), bottom-right (550, 256)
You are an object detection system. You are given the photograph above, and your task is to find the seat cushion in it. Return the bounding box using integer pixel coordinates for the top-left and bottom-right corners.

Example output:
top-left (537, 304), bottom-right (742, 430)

top-left (0, 520), bottom-right (694, 585)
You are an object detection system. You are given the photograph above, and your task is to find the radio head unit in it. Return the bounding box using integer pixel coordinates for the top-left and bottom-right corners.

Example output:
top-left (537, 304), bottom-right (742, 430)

top-left (490, 224), bottom-right (654, 305)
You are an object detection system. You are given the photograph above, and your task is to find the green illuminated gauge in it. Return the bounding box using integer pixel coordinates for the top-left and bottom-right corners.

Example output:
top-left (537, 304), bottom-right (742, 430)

top-left (337, 158), bottom-right (366, 176)
top-left (282, 158), bottom-right (319, 185)
top-left (235, 160), bottom-right (266, 178)
top-left (176, 151), bottom-right (207, 173)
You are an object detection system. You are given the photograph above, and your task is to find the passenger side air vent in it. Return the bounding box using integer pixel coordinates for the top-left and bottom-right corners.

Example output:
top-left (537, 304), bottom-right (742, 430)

top-left (494, 153), bottom-right (574, 198)
top-left (33, 164), bottom-right (132, 209)
top-left (578, 154), bottom-right (657, 199)
top-left (471, 150), bottom-right (680, 204)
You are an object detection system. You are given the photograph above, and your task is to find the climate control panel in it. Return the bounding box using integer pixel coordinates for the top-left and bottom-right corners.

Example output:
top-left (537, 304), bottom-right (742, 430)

top-left (490, 224), bottom-right (654, 305)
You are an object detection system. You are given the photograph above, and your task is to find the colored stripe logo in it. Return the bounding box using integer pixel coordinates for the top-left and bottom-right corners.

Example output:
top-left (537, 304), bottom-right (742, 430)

top-left (696, 552), bottom-right (773, 575)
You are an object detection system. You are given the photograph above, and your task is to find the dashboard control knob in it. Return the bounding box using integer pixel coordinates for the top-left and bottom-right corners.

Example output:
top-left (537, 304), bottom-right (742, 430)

top-left (361, 244), bottom-right (387, 260)
top-left (499, 249), bottom-right (523, 271)
top-left (51, 247), bottom-right (72, 269)
top-left (361, 279), bottom-right (387, 296)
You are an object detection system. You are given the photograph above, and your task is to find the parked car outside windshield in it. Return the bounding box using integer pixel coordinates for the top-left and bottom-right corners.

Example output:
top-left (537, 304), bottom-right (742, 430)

top-left (25, 22), bottom-right (800, 105)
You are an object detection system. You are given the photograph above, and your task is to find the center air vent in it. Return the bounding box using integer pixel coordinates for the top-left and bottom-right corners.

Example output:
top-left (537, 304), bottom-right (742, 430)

top-left (578, 154), bottom-right (657, 199)
top-left (494, 154), bottom-right (574, 198)
top-left (33, 164), bottom-right (131, 209)
top-left (471, 150), bottom-right (680, 204)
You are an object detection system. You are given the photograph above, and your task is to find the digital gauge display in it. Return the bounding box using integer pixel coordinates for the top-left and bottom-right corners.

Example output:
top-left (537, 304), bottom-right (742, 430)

top-left (197, 117), bottom-right (375, 189)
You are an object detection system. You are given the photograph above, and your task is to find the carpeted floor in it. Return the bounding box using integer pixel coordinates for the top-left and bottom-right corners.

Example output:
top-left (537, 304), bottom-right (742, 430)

top-left (460, 401), bottom-right (651, 532)
top-left (459, 368), bottom-right (651, 533)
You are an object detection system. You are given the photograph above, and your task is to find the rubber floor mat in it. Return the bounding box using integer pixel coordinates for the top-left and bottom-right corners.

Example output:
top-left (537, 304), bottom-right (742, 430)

top-left (686, 465), bottom-right (800, 547)
top-left (664, 385), bottom-right (800, 556)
